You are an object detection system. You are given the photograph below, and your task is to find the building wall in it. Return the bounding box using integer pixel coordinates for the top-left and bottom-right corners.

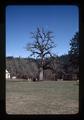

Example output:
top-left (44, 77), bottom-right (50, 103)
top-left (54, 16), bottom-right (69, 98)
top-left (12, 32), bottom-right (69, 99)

top-left (6, 70), bottom-right (10, 79)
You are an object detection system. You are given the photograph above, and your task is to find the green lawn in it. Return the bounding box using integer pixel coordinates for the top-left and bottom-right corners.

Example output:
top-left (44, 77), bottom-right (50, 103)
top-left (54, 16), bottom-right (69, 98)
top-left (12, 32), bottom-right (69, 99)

top-left (6, 79), bottom-right (79, 114)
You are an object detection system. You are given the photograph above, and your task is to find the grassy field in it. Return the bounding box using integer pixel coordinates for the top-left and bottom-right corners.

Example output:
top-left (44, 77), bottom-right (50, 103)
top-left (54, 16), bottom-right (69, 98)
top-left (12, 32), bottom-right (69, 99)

top-left (6, 79), bottom-right (79, 114)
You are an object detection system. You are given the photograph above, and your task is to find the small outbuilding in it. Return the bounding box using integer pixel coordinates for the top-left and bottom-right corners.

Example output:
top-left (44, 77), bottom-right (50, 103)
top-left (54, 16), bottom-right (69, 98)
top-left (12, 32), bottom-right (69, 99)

top-left (12, 76), bottom-right (16, 79)
top-left (6, 69), bottom-right (10, 79)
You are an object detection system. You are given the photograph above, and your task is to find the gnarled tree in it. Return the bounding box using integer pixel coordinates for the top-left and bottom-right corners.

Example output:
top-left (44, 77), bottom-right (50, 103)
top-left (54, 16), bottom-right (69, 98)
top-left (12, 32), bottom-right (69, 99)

top-left (25, 27), bottom-right (56, 80)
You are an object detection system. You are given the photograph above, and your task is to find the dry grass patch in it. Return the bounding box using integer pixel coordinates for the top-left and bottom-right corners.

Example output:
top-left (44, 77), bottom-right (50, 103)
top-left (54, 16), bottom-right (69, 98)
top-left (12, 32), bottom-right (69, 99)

top-left (6, 80), bottom-right (79, 114)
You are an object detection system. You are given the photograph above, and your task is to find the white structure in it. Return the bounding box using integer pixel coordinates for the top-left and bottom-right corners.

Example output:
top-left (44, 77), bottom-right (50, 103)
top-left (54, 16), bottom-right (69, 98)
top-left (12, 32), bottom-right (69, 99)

top-left (28, 78), bottom-right (32, 82)
top-left (12, 76), bottom-right (16, 79)
top-left (6, 69), bottom-right (10, 79)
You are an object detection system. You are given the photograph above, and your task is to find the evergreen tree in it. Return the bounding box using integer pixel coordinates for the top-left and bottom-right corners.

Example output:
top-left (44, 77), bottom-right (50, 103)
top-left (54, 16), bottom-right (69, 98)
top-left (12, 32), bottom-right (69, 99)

top-left (68, 32), bottom-right (79, 78)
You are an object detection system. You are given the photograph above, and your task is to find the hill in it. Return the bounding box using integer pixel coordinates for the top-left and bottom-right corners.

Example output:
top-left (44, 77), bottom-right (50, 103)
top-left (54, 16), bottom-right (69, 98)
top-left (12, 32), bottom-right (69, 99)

top-left (6, 55), bottom-right (79, 80)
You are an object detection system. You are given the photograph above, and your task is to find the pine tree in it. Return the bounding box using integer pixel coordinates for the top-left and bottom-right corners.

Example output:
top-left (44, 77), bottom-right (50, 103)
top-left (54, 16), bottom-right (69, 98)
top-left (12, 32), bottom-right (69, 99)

top-left (68, 32), bottom-right (79, 78)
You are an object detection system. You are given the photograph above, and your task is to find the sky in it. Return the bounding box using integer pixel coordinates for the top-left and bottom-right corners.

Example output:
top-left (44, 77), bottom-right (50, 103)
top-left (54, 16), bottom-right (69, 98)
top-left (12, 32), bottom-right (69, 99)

top-left (6, 5), bottom-right (79, 58)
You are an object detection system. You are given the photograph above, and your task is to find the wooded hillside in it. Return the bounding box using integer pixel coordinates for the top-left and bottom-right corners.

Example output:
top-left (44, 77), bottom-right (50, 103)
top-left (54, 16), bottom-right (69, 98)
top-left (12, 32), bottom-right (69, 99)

top-left (6, 55), bottom-right (79, 80)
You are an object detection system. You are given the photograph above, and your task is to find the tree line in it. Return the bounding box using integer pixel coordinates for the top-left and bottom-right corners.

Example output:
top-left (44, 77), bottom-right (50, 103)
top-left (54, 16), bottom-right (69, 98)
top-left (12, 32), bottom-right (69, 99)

top-left (6, 54), bottom-right (79, 81)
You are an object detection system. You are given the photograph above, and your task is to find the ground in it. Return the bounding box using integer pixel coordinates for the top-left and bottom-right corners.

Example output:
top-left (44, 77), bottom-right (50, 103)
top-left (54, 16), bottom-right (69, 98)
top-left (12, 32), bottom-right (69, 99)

top-left (6, 79), bottom-right (79, 114)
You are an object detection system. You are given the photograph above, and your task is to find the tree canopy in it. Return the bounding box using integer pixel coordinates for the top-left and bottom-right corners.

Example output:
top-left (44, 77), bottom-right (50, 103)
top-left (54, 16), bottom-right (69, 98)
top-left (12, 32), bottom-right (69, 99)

top-left (68, 32), bottom-right (79, 69)
top-left (26, 27), bottom-right (56, 59)
top-left (25, 27), bottom-right (56, 80)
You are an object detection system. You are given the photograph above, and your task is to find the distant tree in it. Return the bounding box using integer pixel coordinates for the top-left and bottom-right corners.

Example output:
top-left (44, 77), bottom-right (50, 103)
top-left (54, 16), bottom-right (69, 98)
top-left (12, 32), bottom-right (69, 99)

top-left (68, 32), bottom-right (79, 77)
top-left (50, 55), bottom-right (64, 80)
top-left (68, 32), bottom-right (79, 68)
top-left (25, 27), bottom-right (56, 80)
top-left (6, 56), bottom-right (14, 59)
top-left (59, 54), bottom-right (70, 73)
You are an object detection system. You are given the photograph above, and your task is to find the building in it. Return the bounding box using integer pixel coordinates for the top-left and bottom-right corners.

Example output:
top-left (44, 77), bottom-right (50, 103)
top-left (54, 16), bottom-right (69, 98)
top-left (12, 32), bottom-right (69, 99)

top-left (6, 69), bottom-right (10, 79)
top-left (12, 76), bottom-right (16, 79)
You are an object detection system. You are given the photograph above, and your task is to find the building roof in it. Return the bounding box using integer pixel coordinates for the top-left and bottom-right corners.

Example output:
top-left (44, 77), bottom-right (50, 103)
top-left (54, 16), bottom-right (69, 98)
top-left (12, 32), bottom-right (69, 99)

top-left (6, 69), bottom-right (10, 74)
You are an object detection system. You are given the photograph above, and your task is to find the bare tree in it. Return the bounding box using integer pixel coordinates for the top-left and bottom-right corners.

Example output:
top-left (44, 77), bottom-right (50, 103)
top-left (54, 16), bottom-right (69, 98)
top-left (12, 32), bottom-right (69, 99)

top-left (25, 27), bottom-right (56, 80)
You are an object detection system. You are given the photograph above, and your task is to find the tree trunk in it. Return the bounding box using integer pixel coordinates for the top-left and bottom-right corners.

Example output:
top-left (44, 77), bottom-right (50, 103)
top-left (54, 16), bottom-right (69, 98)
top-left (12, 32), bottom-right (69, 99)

top-left (39, 67), bottom-right (43, 80)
